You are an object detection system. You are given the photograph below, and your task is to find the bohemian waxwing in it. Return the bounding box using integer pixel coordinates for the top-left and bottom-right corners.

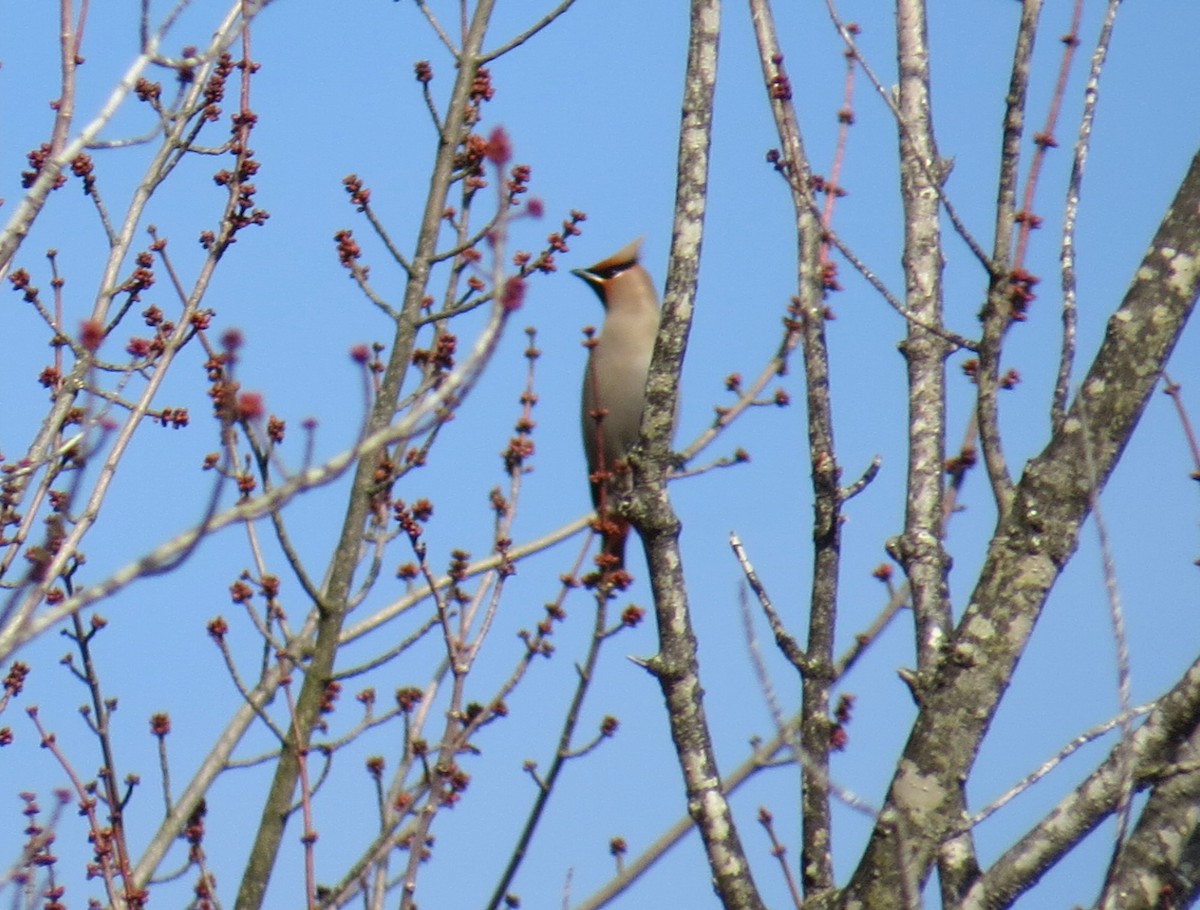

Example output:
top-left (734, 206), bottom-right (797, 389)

top-left (573, 238), bottom-right (661, 569)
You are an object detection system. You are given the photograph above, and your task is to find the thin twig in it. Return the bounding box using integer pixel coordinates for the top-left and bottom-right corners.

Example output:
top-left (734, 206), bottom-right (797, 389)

top-left (964, 702), bottom-right (1153, 832)
top-left (1080, 399), bottom-right (1137, 910)
top-left (820, 218), bottom-right (977, 352)
top-left (731, 534), bottom-right (807, 674)
top-left (480, 0), bottom-right (579, 63)
top-left (1055, 0), bottom-right (1120, 430)
top-left (414, 0), bottom-right (459, 57)
top-left (1162, 373), bottom-right (1200, 473)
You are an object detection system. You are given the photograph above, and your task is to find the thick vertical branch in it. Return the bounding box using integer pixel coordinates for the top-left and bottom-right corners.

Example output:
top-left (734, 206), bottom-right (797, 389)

top-left (633, 2), bottom-right (764, 908)
top-left (892, 0), bottom-right (951, 683)
top-left (232, 4), bottom-right (498, 908)
top-left (747, 0), bottom-right (841, 896)
top-left (891, 0), bottom-right (971, 900)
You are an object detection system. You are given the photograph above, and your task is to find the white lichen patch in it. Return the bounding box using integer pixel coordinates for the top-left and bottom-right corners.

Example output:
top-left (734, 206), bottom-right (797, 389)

top-left (699, 789), bottom-right (731, 841)
top-left (1166, 250), bottom-right (1198, 297)
top-left (894, 759), bottom-right (948, 823)
top-left (962, 611), bottom-right (997, 641)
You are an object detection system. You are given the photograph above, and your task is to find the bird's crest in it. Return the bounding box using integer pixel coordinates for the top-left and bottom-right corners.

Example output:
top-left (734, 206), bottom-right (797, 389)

top-left (578, 237), bottom-right (643, 280)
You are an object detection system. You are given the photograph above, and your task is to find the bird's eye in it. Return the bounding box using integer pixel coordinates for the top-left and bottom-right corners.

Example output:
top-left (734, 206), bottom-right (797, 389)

top-left (593, 263), bottom-right (632, 280)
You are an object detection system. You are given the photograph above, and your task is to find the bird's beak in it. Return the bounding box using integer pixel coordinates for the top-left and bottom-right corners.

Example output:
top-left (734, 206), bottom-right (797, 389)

top-left (571, 268), bottom-right (605, 297)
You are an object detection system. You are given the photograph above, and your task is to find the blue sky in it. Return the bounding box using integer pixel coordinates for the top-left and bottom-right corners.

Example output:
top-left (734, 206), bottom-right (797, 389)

top-left (2, 1), bottom-right (1199, 907)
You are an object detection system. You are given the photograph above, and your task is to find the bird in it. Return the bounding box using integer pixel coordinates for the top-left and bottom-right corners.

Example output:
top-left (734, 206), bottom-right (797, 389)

top-left (573, 238), bottom-right (661, 571)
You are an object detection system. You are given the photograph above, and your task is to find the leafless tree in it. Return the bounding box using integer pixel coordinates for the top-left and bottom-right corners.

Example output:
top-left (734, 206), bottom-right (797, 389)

top-left (2, 1), bottom-right (1198, 909)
